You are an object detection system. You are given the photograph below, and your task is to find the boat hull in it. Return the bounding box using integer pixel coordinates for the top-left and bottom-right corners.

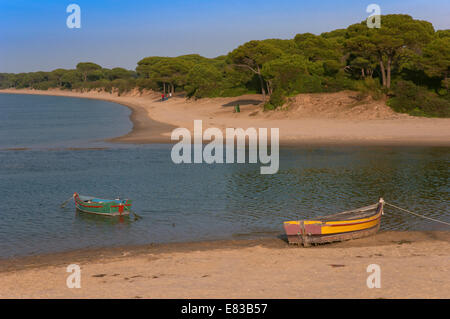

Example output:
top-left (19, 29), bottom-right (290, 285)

top-left (284, 201), bottom-right (383, 246)
top-left (74, 193), bottom-right (132, 217)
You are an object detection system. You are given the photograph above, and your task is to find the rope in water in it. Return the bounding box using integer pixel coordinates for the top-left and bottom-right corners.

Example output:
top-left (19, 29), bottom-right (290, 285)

top-left (384, 201), bottom-right (450, 226)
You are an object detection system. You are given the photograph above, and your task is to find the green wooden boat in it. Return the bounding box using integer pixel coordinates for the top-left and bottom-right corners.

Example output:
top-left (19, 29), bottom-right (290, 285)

top-left (73, 193), bottom-right (132, 216)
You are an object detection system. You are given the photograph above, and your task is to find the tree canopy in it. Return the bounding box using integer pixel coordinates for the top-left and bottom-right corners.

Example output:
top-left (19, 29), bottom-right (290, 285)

top-left (1, 14), bottom-right (448, 117)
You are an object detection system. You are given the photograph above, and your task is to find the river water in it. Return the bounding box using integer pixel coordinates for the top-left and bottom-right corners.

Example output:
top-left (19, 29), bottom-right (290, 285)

top-left (0, 93), bottom-right (448, 258)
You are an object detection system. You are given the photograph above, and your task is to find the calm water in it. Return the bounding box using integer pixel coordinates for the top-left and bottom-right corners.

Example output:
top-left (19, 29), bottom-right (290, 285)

top-left (0, 93), bottom-right (131, 149)
top-left (0, 93), bottom-right (449, 258)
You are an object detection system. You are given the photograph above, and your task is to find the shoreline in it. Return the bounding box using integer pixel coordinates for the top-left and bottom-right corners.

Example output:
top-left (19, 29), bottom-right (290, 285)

top-left (0, 230), bottom-right (447, 272)
top-left (0, 230), bottom-right (449, 298)
top-left (0, 88), bottom-right (175, 144)
top-left (1, 88), bottom-right (450, 147)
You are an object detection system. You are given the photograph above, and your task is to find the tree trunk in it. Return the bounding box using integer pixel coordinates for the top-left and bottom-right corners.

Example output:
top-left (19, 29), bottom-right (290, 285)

top-left (256, 64), bottom-right (266, 103)
top-left (266, 80), bottom-right (273, 96)
top-left (386, 56), bottom-right (392, 89)
top-left (379, 58), bottom-right (387, 87)
top-left (361, 68), bottom-right (365, 78)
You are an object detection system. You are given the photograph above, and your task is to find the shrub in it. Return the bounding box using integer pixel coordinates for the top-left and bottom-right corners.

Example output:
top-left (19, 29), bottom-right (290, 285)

top-left (353, 77), bottom-right (384, 100)
top-left (323, 73), bottom-right (357, 92)
top-left (388, 80), bottom-right (450, 117)
top-left (112, 78), bottom-right (136, 95)
top-left (268, 89), bottom-right (286, 107)
top-left (263, 103), bottom-right (276, 111)
top-left (437, 87), bottom-right (448, 96)
top-left (33, 81), bottom-right (54, 90)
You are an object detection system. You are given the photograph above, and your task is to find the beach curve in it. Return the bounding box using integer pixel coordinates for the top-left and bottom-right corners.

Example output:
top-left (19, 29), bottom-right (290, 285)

top-left (1, 88), bottom-right (450, 146)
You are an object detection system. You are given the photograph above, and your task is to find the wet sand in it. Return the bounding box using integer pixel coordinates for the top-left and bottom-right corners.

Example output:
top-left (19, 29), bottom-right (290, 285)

top-left (0, 231), bottom-right (449, 298)
top-left (1, 88), bottom-right (449, 146)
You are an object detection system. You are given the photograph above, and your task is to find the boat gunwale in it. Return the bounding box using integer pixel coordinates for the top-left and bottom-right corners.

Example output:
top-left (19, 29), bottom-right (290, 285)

top-left (284, 202), bottom-right (382, 225)
top-left (77, 195), bottom-right (130, 205)
top-left (322, 211), bottom-right (382, 227)
top-left (315, 203), bottom-right (379, 220)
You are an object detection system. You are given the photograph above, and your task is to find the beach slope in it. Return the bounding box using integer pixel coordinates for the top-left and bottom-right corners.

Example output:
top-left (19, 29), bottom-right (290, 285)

top-left (0, 231), bottom-right (449, 298)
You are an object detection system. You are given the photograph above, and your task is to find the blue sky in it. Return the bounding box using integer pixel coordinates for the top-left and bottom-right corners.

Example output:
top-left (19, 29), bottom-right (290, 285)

top-left (0, 0), bottom-right (449, 73)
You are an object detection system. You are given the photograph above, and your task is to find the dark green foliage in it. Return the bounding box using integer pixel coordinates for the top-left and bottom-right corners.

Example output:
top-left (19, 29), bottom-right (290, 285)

top-left (352, 77), bottom-right (384, 100)
top-left (266, 89), bottom-right (286, 109)
top-left (106, 68), bottom-right (135, 81)
top-left (291, 74), bottom-right (323, 94)
top-left (420, 37), bottom-right (449, 90)
top-left (136, 78), bottom-right (158, 91)
top-left (185, 63), bottom-right (223, 98)
top-left (0, 14), bottom-right (448, 117)
top-left (322, 73), bottom-right (357, 92)
top-left (76, 62), bottom-right (102, 82)
top-left (388, 81), bottom-right (450, 117)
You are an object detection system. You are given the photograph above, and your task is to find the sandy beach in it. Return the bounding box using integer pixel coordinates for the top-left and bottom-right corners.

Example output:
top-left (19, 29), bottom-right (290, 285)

top-left (0, 231), bottom-right (449, 298)
top-left (1, 88), bottom-right (449, 146)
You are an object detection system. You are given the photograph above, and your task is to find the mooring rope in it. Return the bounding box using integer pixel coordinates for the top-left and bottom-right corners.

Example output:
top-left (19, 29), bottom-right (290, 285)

top-left (385, 201), bottom-right (450, 226)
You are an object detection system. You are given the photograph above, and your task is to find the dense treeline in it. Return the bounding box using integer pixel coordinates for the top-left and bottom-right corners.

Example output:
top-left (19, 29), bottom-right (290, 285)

top-left (1, 15), bottom-right (448, 117)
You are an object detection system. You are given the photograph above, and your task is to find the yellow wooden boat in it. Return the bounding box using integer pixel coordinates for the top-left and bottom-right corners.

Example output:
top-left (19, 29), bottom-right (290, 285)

top-left (284, 198), bottom-right (384, 246)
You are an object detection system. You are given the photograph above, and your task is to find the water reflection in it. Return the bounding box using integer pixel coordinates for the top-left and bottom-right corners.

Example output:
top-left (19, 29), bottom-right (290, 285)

top-left (74, 210), bottom-right (132, 226)
top-left (221, 146), bottom-right (449, 233)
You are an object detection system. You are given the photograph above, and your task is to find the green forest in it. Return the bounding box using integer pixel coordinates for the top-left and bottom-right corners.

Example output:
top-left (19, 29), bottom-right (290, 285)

top-left (1, 14), bottom-right (449, 117)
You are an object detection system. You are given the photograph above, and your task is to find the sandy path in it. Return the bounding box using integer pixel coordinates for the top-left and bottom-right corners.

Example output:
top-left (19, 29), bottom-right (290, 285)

top-left (1, 88), bottom-right (449, 146)
top-left (0, 232), bottom-right (449, 298)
